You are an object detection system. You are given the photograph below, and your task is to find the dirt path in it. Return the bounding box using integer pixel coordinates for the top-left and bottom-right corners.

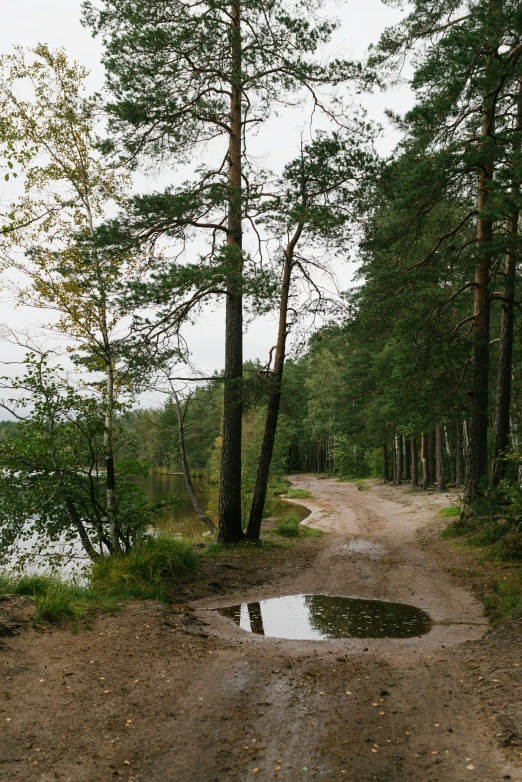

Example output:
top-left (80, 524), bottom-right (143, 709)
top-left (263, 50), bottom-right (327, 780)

top-left (1, 477), bottom-right (521, 781)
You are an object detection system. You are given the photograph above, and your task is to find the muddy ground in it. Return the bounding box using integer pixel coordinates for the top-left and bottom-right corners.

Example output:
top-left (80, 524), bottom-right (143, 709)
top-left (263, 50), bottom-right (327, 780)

top-left (1, 477), bottom-right (521, 781)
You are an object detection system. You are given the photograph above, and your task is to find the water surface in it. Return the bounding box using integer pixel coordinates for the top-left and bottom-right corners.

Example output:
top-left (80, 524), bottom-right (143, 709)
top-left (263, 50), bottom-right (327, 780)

top-left (216, 594), bottom-right (432, 640)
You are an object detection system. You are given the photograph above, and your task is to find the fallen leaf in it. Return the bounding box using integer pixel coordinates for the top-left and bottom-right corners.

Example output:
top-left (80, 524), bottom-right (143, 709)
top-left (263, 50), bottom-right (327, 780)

top-left (274, 765), bottom-right (281, 771)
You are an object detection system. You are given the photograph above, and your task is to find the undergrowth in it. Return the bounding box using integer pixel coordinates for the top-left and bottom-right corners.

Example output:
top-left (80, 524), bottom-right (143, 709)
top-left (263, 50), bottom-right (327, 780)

top-left (274, 510), bottom-right (321, 539)
top-left (440, 482), bottom-right (522, 623)
top-left (286, 488), bottom-right (312, 499)
top-left (439, 506), bottom-right (460, 518)
top-left (0, 534), bottom-right (199, 624)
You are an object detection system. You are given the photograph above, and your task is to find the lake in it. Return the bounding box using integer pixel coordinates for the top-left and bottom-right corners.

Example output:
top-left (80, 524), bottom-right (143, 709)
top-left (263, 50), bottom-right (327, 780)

top-left (136, 473), bottom-right (310, 537)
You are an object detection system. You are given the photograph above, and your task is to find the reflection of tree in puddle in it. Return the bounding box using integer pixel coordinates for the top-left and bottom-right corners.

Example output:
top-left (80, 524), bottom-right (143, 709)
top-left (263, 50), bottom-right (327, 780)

top-left (247, 602), bottom-right (265, 635)
top-left (217, 595), bottom-right (432, 639)
top-left (304, 595), bottom-right (431, 639)
top-left (217, 604), bottom-right (242, 625)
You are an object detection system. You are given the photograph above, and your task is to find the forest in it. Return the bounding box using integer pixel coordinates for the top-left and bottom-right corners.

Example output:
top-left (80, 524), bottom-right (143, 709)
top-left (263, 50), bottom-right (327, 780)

top-left (2, 0), bottom-right (522, 555)
top-left (1, 2), bottom-right (522, 779)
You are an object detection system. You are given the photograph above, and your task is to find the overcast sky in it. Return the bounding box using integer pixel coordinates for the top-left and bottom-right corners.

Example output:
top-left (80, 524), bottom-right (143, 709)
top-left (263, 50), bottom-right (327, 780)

top-left (0, 0), bottom-right (414, 406)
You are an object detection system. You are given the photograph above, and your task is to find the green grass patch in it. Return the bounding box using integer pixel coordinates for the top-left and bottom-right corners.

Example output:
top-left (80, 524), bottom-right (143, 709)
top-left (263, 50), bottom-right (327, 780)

top-left (273, 510), bottom-right (322, 539)
top-left (439, 506), bottom-right (460, 518)
top-left (286, 488), bottom-right (312, 499)
top-left (0, 534), bottom-right (200, 624)
top-left (274, 511), bottom-right (300, 537)
top-left (270, 477), bottom-right (292, 496)
top-left (485, 570), bottom-right (522, 623)
top-left (91, 534), bottom-right (199, 601)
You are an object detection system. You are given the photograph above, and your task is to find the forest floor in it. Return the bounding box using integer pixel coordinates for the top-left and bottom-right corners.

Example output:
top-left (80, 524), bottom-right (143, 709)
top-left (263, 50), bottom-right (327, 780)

top-left (1, 476), bottom-right (522, 782)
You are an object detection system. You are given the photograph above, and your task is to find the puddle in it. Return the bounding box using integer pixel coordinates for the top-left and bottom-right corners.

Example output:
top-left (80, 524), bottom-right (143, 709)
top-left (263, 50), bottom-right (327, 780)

top-left (216, 594), bottom-right (432, 640)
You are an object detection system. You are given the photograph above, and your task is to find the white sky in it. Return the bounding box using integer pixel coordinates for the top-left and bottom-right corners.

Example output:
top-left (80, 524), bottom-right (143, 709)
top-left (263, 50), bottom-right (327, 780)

top-left (0, 0), bottom-right (414, 406)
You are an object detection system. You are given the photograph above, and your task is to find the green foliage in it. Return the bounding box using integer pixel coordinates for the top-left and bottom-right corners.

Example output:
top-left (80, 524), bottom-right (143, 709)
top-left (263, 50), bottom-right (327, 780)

top-left (485, 572), bottom-right (522, 624)
top-left (441, 481), bottom-right (522, 561)
top-left (273, 510), bottom-right (321, 539)
top-left (287, 488), bottom-right (312, 499)
top-left (439, 507), bottom-right (460, 518)
top-left (274, 511), bottom-right (301, 537)
top-left (91, 535), bottom-right (199, 600)
top-left (0, 534), bottom-right (199, 622)
top-left (0, 356), bottom-right (155, 566)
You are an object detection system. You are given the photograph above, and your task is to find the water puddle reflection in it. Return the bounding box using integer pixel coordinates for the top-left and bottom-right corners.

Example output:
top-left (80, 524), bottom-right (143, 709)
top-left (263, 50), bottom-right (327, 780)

top-left (216, 594), bottom-right (432, 640)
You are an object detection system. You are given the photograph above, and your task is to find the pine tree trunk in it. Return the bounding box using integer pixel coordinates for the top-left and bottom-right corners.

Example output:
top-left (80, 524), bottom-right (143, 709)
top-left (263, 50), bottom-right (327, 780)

top-left (428, 429), bottom-right (436, 487)
top-left (382, 442), bottom-right (389, 482)
top-left (491, 80), bottom-right (522, 485)
top-left (420, 433), bottom-right (429, 490)
top-left (391, 437), bottom-right (397, 484)
top-left (456, 421), bottom-right (465, 488)
top-left (411, 438), bottom-right (418, 487)
top-left (246, 221), bottom-right (303, 540)
top-left (465, 51), bottom-right (497, 502)
top-left (218, 0), bottom-right (244, 543)
top-left (404, 437), bottom-right (411, 480)
top-left (436, 425), bottom-right (446, 491)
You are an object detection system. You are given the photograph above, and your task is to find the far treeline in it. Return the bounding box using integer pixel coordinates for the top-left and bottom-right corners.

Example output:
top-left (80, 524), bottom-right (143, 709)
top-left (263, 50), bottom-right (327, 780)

top-left (1, 0), bottom-right (522, 565)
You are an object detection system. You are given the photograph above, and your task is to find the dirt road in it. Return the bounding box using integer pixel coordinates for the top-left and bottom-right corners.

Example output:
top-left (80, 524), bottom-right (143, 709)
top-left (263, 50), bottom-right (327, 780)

top-left (1, 477), bottom-right (521, 781)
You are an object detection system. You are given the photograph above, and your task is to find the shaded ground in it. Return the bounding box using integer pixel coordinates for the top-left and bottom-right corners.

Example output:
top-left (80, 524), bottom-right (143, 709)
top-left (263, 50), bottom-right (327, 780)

top-left (1, 477), bottom-right (521, 781)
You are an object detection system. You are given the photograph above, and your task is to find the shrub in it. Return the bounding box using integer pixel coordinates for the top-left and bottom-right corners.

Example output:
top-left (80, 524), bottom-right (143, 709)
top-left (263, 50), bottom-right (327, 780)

top-left (91, 534), bottom-right (199, 600)
top-left (274, 511), bottom-right (301, 537)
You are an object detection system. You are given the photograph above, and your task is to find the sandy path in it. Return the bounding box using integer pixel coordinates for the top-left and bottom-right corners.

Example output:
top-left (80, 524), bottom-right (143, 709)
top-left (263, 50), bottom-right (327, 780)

top-left (192, 477), bottom-right (519, 781)
top-left (1, 477), bottom-right (521, 782)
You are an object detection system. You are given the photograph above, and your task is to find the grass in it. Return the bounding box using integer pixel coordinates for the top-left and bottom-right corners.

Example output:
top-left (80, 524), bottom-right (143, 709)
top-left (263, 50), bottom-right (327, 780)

top-left (91, 534), bottom-right (199, 601)
top-left (439, 496), bottom-right (522, 623)
top-left (270, 477), bottom-right (292, 496)
top-left (273, 510), bottom-right (322, 539)
top-left (286, 488), bottom-right (312, 499)
top-left (0, 534), bottom-right (200, 624)
top-left (484, 571), bottom-right (522, 623)
top-left (439, 506), bottom-right (460, 518)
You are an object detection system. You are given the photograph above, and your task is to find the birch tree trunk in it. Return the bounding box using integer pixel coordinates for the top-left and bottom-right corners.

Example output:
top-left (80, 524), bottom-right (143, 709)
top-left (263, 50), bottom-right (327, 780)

top-left (436, 425), bottom-right (446, 491)
top-left (421, 433), bottom-right (429, 490)
top-left (174, 393), bottom-right (216, 533)
top-left (444, 424), bottom-right (455, 484)
top-left (104, 364), bottom-right (121, 553)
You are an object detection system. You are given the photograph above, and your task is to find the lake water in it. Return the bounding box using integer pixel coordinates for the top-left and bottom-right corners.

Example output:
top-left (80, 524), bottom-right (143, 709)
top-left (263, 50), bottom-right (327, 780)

top-left (136, 473), bottom-right (310, 537)
top-left (5, 474), bottom-right (310, 575)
